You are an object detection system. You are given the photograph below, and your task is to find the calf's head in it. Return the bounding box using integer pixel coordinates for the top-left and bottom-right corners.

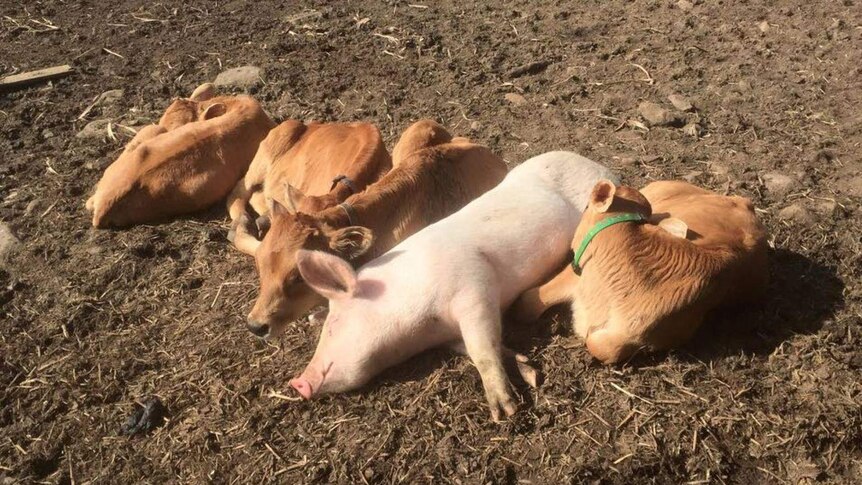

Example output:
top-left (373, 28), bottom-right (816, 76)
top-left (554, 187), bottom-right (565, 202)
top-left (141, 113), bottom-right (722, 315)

top-left (288, 250), bottom-right (393, 399)
top-left (87, 155), bottom-right (161, 228)
top-left (246, 198), bottom-right (373, 339)
top-left (158, 83), bottom-right (225, 130)
top-left (575, 180), bottom-right (689, 251)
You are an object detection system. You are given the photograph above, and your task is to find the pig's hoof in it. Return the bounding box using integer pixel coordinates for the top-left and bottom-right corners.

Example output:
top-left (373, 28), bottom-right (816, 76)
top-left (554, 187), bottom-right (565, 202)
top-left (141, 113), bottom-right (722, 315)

top-left (514, 358), bottom-right (539, 388)
top-left (501, 348), bottom-right (541, 388)
top-left (308, 308), bottom-right (328, 325)
top-left (486, 389), bottom-right (518, 422)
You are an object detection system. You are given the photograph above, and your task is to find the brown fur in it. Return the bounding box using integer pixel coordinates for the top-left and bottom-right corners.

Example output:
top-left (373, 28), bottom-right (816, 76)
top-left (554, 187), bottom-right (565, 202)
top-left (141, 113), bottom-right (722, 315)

top-left (511, 180), bottom-right (769, 363)
top-left (85, 84), bottom-right (275, 228)
top-left (226, 121), bottom-right (392, 255)
top-left (246, 119), bottom-right (508, 337)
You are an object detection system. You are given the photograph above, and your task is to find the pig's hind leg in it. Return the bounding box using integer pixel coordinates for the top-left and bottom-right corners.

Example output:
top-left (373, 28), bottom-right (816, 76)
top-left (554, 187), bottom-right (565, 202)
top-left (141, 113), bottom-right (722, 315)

top-left (451, 291), bottom-right (518, 421)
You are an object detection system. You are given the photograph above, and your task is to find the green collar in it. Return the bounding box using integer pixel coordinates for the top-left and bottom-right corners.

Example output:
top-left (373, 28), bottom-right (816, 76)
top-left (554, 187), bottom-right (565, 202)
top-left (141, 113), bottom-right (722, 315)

top-left (571, 213), bottom-right (646, 273)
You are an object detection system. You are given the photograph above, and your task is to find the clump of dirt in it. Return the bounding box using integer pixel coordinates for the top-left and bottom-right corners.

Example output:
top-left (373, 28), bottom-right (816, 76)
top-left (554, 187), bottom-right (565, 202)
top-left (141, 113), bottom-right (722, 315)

top-left (1, 1), bottom-right (860, 483)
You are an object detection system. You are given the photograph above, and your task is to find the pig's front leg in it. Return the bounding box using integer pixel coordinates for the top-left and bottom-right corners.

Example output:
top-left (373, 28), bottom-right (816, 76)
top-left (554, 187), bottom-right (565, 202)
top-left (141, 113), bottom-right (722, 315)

top-left (453, 296), bottom-right (518, 421)
top-left (447, 341), bottom-right (539, 388)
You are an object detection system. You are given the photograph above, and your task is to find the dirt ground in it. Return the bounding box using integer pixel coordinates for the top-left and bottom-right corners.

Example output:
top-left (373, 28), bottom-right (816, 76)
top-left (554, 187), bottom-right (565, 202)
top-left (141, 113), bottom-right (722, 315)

top-left (1, 0), bottom-right (861, 483)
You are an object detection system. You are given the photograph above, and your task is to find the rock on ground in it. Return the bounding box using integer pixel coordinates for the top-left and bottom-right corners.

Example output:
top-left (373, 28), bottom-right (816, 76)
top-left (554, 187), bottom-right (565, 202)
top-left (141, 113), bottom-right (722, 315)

top-left (0, 222), bottom-right (20, 263)
top-left (667, 93), bottom-right (694, 112)
top-left (778, 203), bottom-right (815, 224)
top-left (214, 66), bottom-right (263, 89)
top-left (97, 89), bottom-right (124, 106)
top-left (77, 119), bottom-right (111, 140)
top-left (763, 172), bottom-right (796, 196)
top-left (504, 93), bottom-right (527, 106)
top-left (638, 101), bottom-right (678, 126)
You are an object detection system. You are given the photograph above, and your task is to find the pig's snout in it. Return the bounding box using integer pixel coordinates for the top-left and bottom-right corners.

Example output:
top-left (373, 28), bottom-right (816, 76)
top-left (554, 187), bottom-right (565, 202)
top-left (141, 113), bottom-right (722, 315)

top-left (246, 318), bottom-right (270, 338)
top-left (290, 377), bottom-right (314, 400)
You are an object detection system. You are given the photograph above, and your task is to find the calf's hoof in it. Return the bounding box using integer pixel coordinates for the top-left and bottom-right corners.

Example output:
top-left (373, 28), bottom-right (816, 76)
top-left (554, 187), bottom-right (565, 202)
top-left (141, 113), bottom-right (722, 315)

top-left (227, 214), bottom-right (254, 244)
top-left (255, 215), bottom-right (271, 238)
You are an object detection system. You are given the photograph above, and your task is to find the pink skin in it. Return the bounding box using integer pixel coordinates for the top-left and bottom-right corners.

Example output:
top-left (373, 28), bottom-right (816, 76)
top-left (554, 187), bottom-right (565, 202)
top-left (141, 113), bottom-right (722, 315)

top-left (288, 151), bottom-right (617, 421)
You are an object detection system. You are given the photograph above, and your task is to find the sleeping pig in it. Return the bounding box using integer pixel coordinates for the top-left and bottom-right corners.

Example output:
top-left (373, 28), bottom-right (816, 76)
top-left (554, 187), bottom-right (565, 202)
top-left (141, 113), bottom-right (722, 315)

top-left (289, 151), bottom-right (617, 421)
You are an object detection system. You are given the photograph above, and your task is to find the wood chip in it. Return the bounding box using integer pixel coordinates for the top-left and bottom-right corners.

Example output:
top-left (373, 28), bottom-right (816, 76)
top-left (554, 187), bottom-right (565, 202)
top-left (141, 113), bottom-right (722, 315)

top-left (0, 65), bottom-right (73, 92)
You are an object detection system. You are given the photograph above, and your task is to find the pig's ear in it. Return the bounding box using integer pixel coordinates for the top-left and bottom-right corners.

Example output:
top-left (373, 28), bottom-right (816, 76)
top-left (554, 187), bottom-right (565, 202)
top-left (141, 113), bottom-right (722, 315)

top-left (326, 226), bottom-right (374, 260)
top-left (590, 180), bottom-right (616, 213)
top-left (296, 249), bottom-right (357, 300)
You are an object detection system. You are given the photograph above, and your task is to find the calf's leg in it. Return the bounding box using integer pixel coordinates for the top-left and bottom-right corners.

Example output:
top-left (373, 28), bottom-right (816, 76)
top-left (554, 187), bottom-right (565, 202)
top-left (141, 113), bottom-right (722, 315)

top-left (510, 266), bottom-right (579, 323)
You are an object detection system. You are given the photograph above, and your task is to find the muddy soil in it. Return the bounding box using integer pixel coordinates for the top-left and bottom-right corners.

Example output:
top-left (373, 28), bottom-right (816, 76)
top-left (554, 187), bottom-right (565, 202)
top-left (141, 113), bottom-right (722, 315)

top-left (1, 1), bottom-right (860, 483)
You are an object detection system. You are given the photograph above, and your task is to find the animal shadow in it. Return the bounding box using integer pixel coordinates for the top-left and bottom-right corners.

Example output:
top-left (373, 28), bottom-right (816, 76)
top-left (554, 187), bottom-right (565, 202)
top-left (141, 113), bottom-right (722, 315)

top-left (501, 247), bottom-right (844, 366)
top-left (681, 247), bottom-right (845, 360)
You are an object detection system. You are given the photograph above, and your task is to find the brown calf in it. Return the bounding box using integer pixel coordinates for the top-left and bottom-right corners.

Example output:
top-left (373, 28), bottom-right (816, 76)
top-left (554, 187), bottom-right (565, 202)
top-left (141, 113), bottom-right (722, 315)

top-left (226, 121), bottom-right (391, 255)
top-left (246, 119), bottom-right (508, 339)
top-left (511, 180), bottom-right (768, 363)
top-left (85, 83), bottom-right (275, 228)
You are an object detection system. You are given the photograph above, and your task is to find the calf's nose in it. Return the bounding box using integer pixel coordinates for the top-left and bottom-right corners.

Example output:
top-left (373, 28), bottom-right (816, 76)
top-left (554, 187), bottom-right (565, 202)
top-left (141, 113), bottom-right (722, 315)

top-left (246, 321), bottom-right (270, 338)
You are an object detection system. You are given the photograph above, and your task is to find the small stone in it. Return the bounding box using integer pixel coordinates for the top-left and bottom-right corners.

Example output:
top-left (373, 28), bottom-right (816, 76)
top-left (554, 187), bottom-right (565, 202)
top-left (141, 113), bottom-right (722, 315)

top-left (667, 93), bottom-right (694, 112)
top-left (638, 101), bottom-right (678, 127)
top-left (24, 200), bottom-right (41, 216)
top-left (97, 89), bottom-right (124, 106)
top-left (508, 60), bottom-right (551, 78)
top-left (214, 66), bottom-right (264, 89)
top-left (778, 203), bottom-right (815, 224)
top-left (812, 199), bottom-right (839, 217)
top-left (682, 171), bottom-right (703, 183)
top-left (758, 21), bottom-right (770, 33)
top-left (41, 129), bottom-right (55, 139)
top-left (682, 123), bottom-right (702, 137)
top-left (470, 120), bottom-right (481, 131)
top-left (709, 162), bottom-right (730, 176)
top-left (735, 80), bottom-right (752, 94)
top-left (762, 172), bottom-right (796, 196)
top-left (363, 468), bottom-right (375, 480)
top-left (504, 93), bottom-right (527, 106)
top-left (618, 156), bottom-right (638, 167)
top-left (0, 222), bottom-right (20, 263)
top-left (677, 0), bottom-right (693, 11)
top-left (77, 119), bottom-right (111, 140)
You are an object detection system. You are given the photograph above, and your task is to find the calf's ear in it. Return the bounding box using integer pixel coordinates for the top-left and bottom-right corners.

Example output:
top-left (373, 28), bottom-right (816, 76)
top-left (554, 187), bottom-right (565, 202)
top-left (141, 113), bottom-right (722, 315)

top-left (658, 217), bottom-right (688, 239)
top-left (202, 103), bottom-right (227, 120)
top-left (296, 250), bottom-right (357, 300)
top-left (190, 83), bottom-right (216, 101)
top-left (590, 179), bottom-right (617, 213)
top-left (266, 196), bottom-right (290, 218)
top-left (284, 183), bottom-right (306, 213)
top-left (327, 226), bottom-right (374, 260)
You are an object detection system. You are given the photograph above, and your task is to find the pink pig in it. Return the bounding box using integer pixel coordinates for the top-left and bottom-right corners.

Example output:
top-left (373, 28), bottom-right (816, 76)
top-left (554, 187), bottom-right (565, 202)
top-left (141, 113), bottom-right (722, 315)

top-left (290, 151), bottom-right (617, 421)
